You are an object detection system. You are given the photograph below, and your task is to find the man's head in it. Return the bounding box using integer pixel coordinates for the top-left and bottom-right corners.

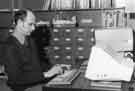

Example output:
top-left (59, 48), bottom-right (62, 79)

top-left (13, 9), bottom-right (36, 36)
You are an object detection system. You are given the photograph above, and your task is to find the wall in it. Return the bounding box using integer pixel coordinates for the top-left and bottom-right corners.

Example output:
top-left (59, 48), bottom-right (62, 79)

top-left (0, 0), bottom-right (11, 9)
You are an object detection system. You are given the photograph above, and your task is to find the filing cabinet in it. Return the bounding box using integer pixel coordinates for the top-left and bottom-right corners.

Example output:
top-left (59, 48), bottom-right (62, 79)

top-left (47, 27), bottom-right (95, 67)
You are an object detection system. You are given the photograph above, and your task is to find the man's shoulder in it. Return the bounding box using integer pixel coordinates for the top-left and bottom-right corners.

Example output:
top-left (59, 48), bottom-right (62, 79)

top-left (3, 35), bottom-right (16, 48)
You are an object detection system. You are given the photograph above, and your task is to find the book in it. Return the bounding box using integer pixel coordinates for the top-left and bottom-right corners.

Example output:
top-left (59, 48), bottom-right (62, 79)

top-left (51, 0), bottom-right (60, 10)
top-left (91, 0), bottom-right (96, 8)
top-left (47, 69), bottom-right (80, 85)
top-left (79, 0), bottom-right (89, 9)
top-left (42, 0), bottom-right (51, 10)
top-left (117, 10), bottom-right (125, 27)
top-left (91, 81), bottom-right (122, 88)
top-left (95, 0), bottom-right (100, 9)
top-left (60, 0), bottom-right (73, 9)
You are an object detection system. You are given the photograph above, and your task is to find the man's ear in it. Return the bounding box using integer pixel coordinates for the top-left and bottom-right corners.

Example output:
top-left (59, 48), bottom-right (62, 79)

top-left (17, 19), bottom-right (23, 26)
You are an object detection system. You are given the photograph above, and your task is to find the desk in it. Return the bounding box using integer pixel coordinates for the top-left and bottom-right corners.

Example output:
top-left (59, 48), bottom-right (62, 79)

top-left (43, 71), bottom-right (135, 91)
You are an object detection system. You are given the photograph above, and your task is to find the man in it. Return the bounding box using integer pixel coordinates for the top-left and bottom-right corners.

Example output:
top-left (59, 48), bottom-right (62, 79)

top-left (3, 9), bottom-right (63, 91)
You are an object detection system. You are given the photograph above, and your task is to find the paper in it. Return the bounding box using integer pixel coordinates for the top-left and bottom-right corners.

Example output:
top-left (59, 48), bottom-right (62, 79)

top-left (85, 46), bottom-right (134, 81)
top-left (95, 28), bottom-right (133, 51)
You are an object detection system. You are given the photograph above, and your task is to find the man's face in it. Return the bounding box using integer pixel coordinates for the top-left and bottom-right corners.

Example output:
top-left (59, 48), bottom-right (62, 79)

top-left (20, 11), bottom-right (36, 36)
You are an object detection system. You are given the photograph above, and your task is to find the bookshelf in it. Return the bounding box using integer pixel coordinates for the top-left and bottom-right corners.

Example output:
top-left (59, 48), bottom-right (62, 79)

top-left (0, 0), bottom-right (126, 70)
top-left (32, 2), bottom-right (125, 67)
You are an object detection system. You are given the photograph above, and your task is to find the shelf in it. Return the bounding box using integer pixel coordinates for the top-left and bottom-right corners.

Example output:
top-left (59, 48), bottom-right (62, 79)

top-left (33, 7), bottom-right (125, 12)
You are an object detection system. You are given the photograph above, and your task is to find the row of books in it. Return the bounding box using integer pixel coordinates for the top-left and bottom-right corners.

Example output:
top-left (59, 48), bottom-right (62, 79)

top-left (42, 0), bottom-right (115, 10)
top-left (102, 9), bottom-right (125, 28)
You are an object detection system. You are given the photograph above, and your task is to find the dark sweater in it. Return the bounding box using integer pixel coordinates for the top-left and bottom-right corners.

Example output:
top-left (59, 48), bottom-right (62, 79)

top-left (3, 35), bottom-right (45, 86)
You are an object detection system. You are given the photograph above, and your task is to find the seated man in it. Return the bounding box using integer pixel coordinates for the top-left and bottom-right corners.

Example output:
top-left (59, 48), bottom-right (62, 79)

top-left (1, 9), bottom-right (64, 91)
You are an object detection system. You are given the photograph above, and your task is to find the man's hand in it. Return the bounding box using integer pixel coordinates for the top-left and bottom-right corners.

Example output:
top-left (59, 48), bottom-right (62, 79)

top-left (43, 64), bottom-right (71, 78)
top-left (43, 64), bottom-right (63, 78)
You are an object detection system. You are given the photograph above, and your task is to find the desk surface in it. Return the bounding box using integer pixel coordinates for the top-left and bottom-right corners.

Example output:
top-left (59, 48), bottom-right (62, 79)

top-left (44, 71), bottom-right (134, 91)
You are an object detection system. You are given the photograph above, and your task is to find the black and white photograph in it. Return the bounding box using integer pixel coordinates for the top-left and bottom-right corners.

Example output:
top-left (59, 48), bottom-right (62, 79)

top-left (0, 0), bottom-right (134, 91)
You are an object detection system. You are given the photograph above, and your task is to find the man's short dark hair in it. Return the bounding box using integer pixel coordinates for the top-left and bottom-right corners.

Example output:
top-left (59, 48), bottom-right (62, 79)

top-left (13, 9), bottom-right (33, 25)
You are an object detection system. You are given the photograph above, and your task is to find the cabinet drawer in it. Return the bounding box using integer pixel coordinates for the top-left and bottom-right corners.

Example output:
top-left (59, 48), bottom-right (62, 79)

top-left (77, 11), bottom-right (102, 27)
